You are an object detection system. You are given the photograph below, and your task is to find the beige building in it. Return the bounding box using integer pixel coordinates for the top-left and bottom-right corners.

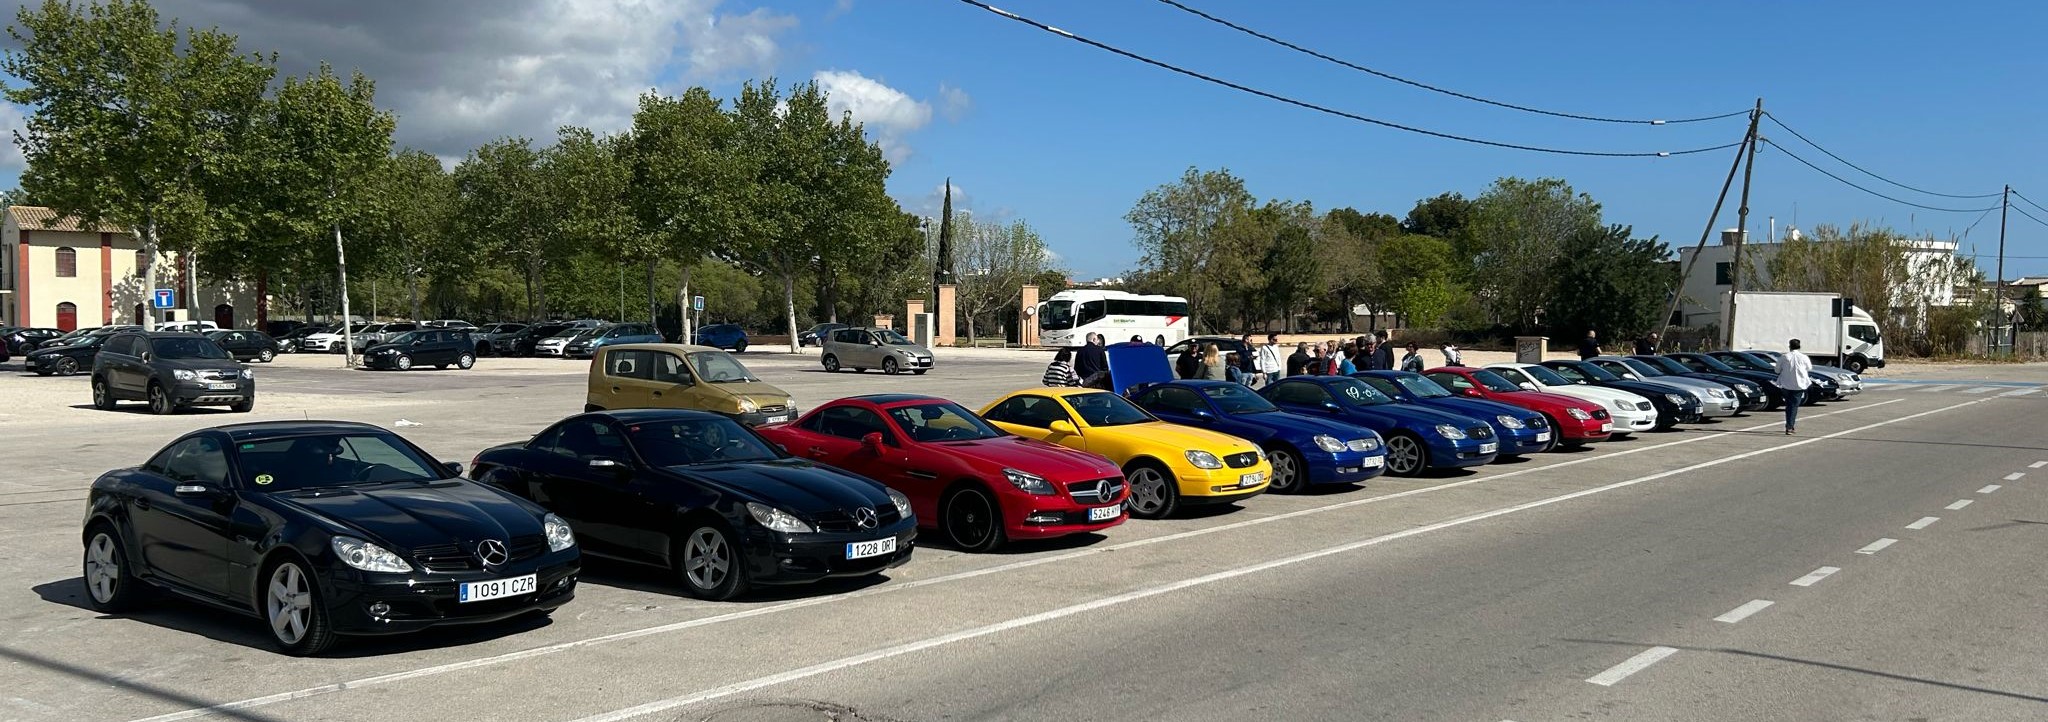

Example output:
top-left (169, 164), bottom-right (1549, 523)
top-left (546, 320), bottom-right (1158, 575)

top-left (0, 206), bottom-right (256, 330)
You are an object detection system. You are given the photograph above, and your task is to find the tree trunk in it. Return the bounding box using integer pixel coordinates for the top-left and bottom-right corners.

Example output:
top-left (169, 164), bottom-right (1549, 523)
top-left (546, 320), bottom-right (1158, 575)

top-left (335, 223), bottom-right (357, 367)
top-left (256, 270), bottom-right (269, 329)
top-left (646, 258), bottom-right (657, 326)
top-left (407, 260), bottom-right (421, 323)
top-left (534, 258), bottom-right (549, 320)
top-left (965, 314), bottom-right (977, 349)
top-left (678, 263), bottom-right (694, 344)
top-left (822, 268), bottom-right (839, 324)
top-left (139, 213), bottom-right (158, 330)
top-left (522, 262), bottom-right (536, 321)
top-left (782, 269), bottom-right (799, 354)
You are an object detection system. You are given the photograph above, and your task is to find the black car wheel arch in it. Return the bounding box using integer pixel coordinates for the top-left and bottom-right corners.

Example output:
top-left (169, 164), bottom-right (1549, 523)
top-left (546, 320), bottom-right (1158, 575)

top-left (942, 483), bottom-right (1004, 552)
top-left (674, 516), bottom-right (749, 601)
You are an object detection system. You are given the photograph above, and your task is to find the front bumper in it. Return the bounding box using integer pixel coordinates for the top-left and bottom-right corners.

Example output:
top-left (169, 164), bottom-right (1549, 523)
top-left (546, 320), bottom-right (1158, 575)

top-left (1304, 448), bottom-right (1387, 485)
top-left (171, 379), bottom-right (254, 406)
top-left (742, 521), bottom-right (916, 585)
top-left (1608, 409), bottom-right (1657, 433)
top-left (731, 408), bottom-right (799, 427)
top-left (302, 338), bottom-right (339, 352)
top-left (1696, 395), bottom-right (1739, 417)
top-left (1493, 425), bottom-right (1556, 455)
top-left (536, 344), bottom-right (568, 357)
top-left (1556, 416), bottom-right (1614, 442)
top-left (1178, 463), bottom-right (1274, 499)
top-left (325, 555), bottom-right (580, 635)
top-left (1006, 498), bottom-right (1129, 540)
top-left (1427, 437), bottom-right (1497, 469)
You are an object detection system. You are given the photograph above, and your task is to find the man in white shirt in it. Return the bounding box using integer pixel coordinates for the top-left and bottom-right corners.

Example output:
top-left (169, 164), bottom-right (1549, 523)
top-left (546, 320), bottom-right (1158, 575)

top-left (1777, 339), bottom-right (1814, 434)
top-left (1254, 333), bottom-right (1284, 386)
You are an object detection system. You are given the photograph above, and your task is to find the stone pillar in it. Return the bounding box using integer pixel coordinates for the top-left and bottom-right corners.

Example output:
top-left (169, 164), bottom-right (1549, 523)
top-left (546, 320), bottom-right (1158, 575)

top-left (873, 313), bottom-right (894, 331)
top-left (905, 298), bottom-right (925, 323)
top-left (1019, 284), bottom-right (1040, 347)
top-left (1514, 336), bottom-right (1549, 364)
top-left (935, 284), bottom-right (957, 347)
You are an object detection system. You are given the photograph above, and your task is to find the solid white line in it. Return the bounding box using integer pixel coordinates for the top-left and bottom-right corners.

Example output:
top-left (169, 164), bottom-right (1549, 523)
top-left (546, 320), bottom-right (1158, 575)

top-left (1714, 599), bottom-right (1775, 623)
top-left (2031, 461), bottom-right (2048, 469)
top-left (1979, 484), bottom-right (2002, 494)
top-left (1915, 384), bottom-right (1961, 393)
top-left (1789, 566), bottom-right (1840, 587)
top-left (1905, 516), bottom-right (1940, 530)
top-left (1587, 647), bottom-right (1681, 687)
top-left (1856, 538), bottom-right (1898, 554)
top-left (2000, 388), bottom-right (2041, 397)
top-left (1946, 499), bottom-right (1974, 511)
top-left (2004, 472), bottom-right (2026, 481)
top-left (1961, 386), bottom-right (2001, 395)
top-left (559, 399), bottom-right (1982, 722)
top-left (119, 398), bottom-right (1918, 722)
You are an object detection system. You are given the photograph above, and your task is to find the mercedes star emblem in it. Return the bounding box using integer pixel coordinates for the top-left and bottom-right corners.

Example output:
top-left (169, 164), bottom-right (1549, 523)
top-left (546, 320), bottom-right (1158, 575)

top-left (852, 507), bottom-right (879, 530)
top-left (476, 539), bottom-right (509, 566)
top-left (1095, 479), bottom-right (1114, 501)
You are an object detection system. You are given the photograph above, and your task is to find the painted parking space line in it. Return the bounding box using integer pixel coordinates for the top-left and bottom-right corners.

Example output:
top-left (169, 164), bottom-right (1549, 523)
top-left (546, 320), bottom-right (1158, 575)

top-left (1999, 388), bottom-right (2040, 397)
top-left (1713, 599), bottom-right (1774, 623)
top-left (2004, 472), bottom-right (2026, 481)
top-left (1856, 538), bottom-right (1897, 555)
top-left (1587, 647), bottom-right (1680, 686)
top-left (1946, 499), bottom-right (1974, 511)
top-left (1905, 516), bottom-right (1940, 530)
top-left (1915, 384), bottom-right (1962, 393)
top-left (1961, 386), bottom-right (2002, 395)
top-left (1979, 484), bottom-right (2002, 494)
top-left (1790, 567), bottom-right (1840, 587)
top-left (2031, 461), bottom-right (2048, 469)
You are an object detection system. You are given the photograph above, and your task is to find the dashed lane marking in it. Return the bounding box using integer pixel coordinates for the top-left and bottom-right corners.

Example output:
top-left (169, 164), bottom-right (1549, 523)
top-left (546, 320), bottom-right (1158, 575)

top-left (1856, 538), bottom-right (1898, 555)
top-left (1999, 388), bottom-right (2040, 397)
top-left (1946, 499), bottom-right (1974, 510)
top-left (2004, 472), bottom-right (2026, 481)
top-left (1790, 567), bottom-right (1840, 587)
top-left (1979, 484), bottom-right (2002, 494)
top-left (1905, 516), bottom-right (1940, 530)
top-left (1587, 647), bottom-right (1681, 686)
top-left (1714, 599), bottom-right (1775, 623)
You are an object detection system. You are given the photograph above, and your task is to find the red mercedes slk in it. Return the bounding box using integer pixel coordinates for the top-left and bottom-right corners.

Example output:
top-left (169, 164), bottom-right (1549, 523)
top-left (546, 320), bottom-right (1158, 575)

top-left (1423, 367), bottom-right (1614, 446)
top-left (756, 394), bottom-right (1129, 552)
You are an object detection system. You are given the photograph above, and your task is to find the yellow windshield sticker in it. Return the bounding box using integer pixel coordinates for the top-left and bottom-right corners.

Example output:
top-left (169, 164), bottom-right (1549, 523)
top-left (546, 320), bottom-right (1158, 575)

top-left (255, 474), bottom-right (274, 486)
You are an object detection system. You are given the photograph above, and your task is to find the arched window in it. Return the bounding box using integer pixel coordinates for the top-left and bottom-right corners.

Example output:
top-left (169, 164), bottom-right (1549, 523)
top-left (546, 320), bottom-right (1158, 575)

top-left (55, 247), bottom-right (77, 277)
top-left (55, 302), bottom-right (77, 331)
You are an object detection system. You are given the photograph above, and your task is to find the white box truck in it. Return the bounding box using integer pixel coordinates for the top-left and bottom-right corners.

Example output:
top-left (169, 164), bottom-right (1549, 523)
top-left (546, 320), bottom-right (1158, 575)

top-left (1723, 291), bottom-right (1886, 373)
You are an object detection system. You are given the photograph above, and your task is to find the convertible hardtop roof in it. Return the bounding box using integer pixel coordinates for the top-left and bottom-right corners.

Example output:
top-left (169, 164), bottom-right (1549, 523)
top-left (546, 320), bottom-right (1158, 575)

top-left (209, 420), bottom-right (387, 442)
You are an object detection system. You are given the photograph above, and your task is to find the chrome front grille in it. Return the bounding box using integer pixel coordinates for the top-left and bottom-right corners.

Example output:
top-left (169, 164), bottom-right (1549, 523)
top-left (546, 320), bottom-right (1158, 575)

top-left (1223, 452), bottom-right (1261, 469)
top-left (1067, 477), bottom-right (1125, 503)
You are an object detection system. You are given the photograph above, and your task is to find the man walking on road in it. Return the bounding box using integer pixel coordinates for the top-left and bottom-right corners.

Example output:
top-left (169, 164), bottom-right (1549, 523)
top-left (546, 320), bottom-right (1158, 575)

top-left (1578, 330), bottom-right (1602, 360)
top-left (1777, 338), bottom-right (1814, 434)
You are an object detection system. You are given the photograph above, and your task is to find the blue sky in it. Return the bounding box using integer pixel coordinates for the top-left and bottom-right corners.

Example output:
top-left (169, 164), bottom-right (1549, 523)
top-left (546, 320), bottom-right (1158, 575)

top-left (5, 0), bottom-right (2044, 280)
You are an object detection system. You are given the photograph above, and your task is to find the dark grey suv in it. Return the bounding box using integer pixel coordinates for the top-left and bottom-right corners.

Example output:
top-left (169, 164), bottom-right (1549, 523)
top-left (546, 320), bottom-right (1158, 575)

top-left (92, 332), bottom-right (255, 414)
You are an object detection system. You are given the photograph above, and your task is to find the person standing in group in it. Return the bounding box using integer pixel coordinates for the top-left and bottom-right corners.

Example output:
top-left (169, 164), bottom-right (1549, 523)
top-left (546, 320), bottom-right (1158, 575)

top-left (1175, 343), bottom-right (1201, 379)
top-left (1634, 332), bottom-right (1659, 356)
top-left (1255, 333), bottom-right (1284, 384)
top-left (1372, 330), bottom-right (1395, 371)
top-left (1335, 342), bottom-right (1358, 374)
top-left (1235, 334), bottom-right (1261, 384)
top-left (1578, 330), bottom-right (1602, 360)
top-left (1224, 350), bottom-right (1246, 384)
top-left (1401, 342), bottom-right (1426, 372)
top-left (1199, 343), bottom-right (1229, 380)
top-left (1075, 333), bottom-right (1110, 389)
top-left (1043, 348), bottom-right (1080, 387)
top-left (1777, 338), bottom-right (1814, 434)
top-left (1441, 343), bottom-right (1463, 367)
top-left (1357, 336), bottom-right (1378, 371)
top-left (1287, 342), bottom-right (1312, 377)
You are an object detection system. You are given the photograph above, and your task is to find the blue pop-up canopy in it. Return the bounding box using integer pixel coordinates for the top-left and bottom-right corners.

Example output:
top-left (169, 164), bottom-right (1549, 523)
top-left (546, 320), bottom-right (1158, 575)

top-left (1103, 342), bottom-right (1174, 397)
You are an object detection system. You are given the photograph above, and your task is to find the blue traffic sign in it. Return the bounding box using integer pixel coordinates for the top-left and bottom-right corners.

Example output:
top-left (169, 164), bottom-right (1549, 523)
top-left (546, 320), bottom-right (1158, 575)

top-left (151, 289), bottom-right (177, 309)
top-left (692, 295), bottom-right (705, 312)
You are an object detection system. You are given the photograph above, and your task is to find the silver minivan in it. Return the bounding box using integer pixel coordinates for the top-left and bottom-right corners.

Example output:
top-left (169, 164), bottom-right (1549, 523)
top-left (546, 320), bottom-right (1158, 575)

top-left (820, 327), bottom-right (934, 375)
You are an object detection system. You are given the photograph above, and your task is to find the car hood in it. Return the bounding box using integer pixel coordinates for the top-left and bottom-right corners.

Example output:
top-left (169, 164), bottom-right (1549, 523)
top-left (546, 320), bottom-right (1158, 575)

top-left (1093, 420), bottom-right (1263, 458)
top-left (1486, 389), bottom-right (1598, 411)
top-left (272, 479), bottom-right (542, 552)
top-left (885, 344), bottom-right (933, 356)
top-left (1350, 402), bottom-right (1487, 429)
top-left (1229, 409), bottom-right (1380, 441)
top-left (924, 435), bottom-right (1121, 481)
top-left (661, 458), bottom-right (889, 517)
top-left (713, 381), bottom-right (792, 405)
top-left (1416, 396), bottom-right (1537, 422)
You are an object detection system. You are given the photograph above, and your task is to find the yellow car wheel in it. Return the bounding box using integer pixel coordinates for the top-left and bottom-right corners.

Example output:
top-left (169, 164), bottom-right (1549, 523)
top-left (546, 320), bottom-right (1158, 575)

top-left (1124, 461), bottom-right (1178, 519)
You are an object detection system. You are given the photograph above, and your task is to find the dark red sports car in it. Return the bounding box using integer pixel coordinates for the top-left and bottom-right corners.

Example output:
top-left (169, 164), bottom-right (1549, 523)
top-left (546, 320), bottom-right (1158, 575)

top-left (1424, 366), bottom-right (1614, 446)
top-left (757, 394), bottom-right (1129, 552)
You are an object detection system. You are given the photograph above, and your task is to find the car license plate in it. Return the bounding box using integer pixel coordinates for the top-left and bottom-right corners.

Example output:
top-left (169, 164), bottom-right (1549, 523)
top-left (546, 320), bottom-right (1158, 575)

top-left (1535, 432), bottom-right (1550, 442)
top-left (206, 382), bottom-right (237, 390)
top-left (1239, 472), bottom-right (1265, 488)
top-left (1479, 442), bottom-right (1498, 454)
top-left (22, 358), bottom-right (36, 368)
top-left (459, 574), bottom-right (536, 603)
top-left (1087, 505), bottom-right (1121, 522)
top-left (1598, 422), bottom-right (1610, 432)
top-left (1363, 456), bottom-right (1385, 468)
top-left (846, 537), bottom-right (897, 560)
top-left (764, 415), bottom-right (788, 424)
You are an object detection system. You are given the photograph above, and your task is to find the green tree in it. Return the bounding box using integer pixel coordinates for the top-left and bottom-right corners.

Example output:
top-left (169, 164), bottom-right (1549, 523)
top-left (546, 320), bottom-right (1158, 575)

top-left (373, 149), bottom-right (459, 321)
top-left (811, 103), bottom-right (902, 325)
top-left (2017, 285), bottom-right (2047, 332)
top-left (1125, 167), bottom-right (1257, 332)
top-left (1764, 223), bottom-right (1912, 333)
top-left (1544, 224), bottom-right (1675, 340)
top-left (1380, 234), bottom-right (1457, 327)
top-left (1400, 192), bottom-right (1475, 239)
top-left (4, 0), bottom-right (275, 329)
top-left (455, 137), bottom-right (555, 318)
top-left (626, 88), bottom-right (739, 341)
top-left (1321, 207), bottom-right (1398, 331)
top-left (1465, 178), bottom-right (1602, 329)
top-left (547, 126), bottom-right (650, 322)
top-left (951, 214), bottom-right (1058, 344)
top-left (267, 63), bottom-right (395, 360)
top-left (728, 78), bottom-right (832, 352)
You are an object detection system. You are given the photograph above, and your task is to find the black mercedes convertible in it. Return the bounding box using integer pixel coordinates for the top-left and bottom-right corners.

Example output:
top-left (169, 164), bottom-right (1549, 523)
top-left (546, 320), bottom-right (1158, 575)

top-left (81, 421), bottom-right (580, 655)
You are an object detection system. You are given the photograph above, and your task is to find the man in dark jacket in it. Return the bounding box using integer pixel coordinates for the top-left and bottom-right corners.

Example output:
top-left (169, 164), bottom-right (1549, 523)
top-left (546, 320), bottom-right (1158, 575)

top-left (1371, 330), bottom-right (1395, 371)
top-left (1634, 332), bottom-right (1660, 355)
top-left (1286, 342), bottom-right (1311, 376)
top-left (1578, 330), bottom-right (1602, 360)
top-left (1075, 334), bottom-right (1110, 388)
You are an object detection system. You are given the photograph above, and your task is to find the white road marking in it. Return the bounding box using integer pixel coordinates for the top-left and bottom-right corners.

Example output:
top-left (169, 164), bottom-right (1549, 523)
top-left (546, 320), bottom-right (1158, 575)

top-left (1979, 484), bottom-right (2002, 494)
top-left (2032, 461), bottom-right (2048, 469)
top-left (1587, 647), bottom-right (1681, 687)
top-left (1961, 386), bottom-right (2001, 395)
top-left (557, 400), bottom-right (1982, 722)
top-left (1790, 566), bottom-right (1840, 587)
top-left (117, 398), bottom-right (1920, 722)
top-left (1714, 599), bottom-right (1775, 623)
top-left (1916, 384), bottom-right (1961, 393)
top-left (2004, 472), bottom-right (2026, 481)
top-left (1856, 538), bottom-right (1897, 554)
top-left (1946, 499), bottom-right (1974, 510)
top-left (2000, 388), bottom-right (2041, 397)
top-left (1905, 516), bottom-right (1940, 530)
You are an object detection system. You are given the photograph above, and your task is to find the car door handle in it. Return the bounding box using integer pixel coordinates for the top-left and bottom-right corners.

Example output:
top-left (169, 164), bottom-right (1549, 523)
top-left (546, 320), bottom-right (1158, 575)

top-left (652, 391), bottom-right (662, 398)
top-left (134, 497), bottom-right (151, 511)
top-left (806, 447), bottom-right (828, 457)
top-left (905, 470), bottom-right (937, 480)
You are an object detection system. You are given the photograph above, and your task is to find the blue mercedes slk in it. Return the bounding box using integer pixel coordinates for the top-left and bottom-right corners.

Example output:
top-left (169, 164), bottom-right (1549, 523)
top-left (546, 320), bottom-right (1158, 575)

top-left (1129, 379), bottom-right (1387, 494)
top-left (1349, 371), bottom-right (1555, 457)
top-left (1260, 376), bottom-right (1498, 477)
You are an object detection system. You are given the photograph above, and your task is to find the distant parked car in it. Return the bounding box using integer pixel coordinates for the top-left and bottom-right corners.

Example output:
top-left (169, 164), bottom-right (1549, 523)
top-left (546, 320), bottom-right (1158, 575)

top-left (537, 328), bottom-right (592, 358)
top-left (273, 325), bottom-right (330, 353)
top-left (92, 331), bottom-right (254, 414)
top-left (300, 324), bottom-right (368, 354)
top-left (364, 330), bottom-right (477, 371)
top-left (820, 327), bottom-right (933, 375)
top-left (25, 333), bottom-right (108, 376)
top-left (796, 322), bottom-right (846, 347)
top-left (204, 330), bottom-right (278, 363)
top-left (355, 322), bottom-right (419, 352)
top-left (691, 323), bottom-right (749, 352)
top-left (471, 322), bottom-right (527, 356)
top-left (423, 319), bottom-right (477, 331)
top-left (566, 323), bottom-right (662, 359)
top-left (155, 320), bottom-right (218, 334)
top-left (4, 327), bottom-right (64, 354)
top-left (500, 323), bottom-right (571, 356)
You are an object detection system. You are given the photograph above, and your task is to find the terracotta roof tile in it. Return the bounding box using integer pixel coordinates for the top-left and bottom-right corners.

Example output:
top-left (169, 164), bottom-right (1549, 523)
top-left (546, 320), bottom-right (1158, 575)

top-left (8, 206), bottom-right (132, 234)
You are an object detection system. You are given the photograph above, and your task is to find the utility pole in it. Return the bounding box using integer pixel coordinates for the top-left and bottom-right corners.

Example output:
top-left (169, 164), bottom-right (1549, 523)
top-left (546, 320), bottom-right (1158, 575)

top-left (1659, 101), bottom-right (1760, 351)
top-left (1724, 98), bottom-right (1763, 351)
top-left (1996, 184), bottom-right (2010, 355)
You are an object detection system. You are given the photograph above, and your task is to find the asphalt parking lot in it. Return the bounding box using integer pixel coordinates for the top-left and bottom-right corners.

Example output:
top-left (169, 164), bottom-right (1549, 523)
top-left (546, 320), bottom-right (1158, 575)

top-left (2, 349), bottom-right (2044, 721)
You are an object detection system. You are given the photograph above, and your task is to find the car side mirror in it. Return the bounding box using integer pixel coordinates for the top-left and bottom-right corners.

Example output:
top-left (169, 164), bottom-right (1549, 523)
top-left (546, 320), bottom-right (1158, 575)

top-left (1048, 420), bottom-right (1078, 436)
top-left (443, 461), bottom-right (464, 477)
top-left (587, 458), bottom-right (631, 478)
top-left (1191, 408), bottom-right (1216, 421)
top-left (173, 483), bottom-right (216, 498)
top-left (1462, 388), bottom-right (1483, 398)
top-left (139, 352), bottom-right (152, 363)
top-left (860, 432), bottom-right (885, 451)
top-left (1320, 401), bottom-right (1341, 413)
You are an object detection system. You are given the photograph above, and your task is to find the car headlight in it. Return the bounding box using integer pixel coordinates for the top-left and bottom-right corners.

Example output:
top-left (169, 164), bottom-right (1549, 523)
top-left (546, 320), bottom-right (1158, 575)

top-left (543, 513), bottom-right (576, 551)
top-left (1735, 384), bottom-right (1755, 394)
top-left (1665, 394), bottom-right (1688, 404)
top-left (331, 536), bottom-right (411, 573)
top-left (887, 488), bottom-right (913, 518)
top-left (1185, 450), bottom-right (1224, 469)
top-left (1566, 408), bottom-right (1592, 420)
top-left (1495, 415), bottom-right (1526, 429)
top-left (1003, 468), bottom-right (1056, 495)
top-left (1706, 389), bottom-right (1728, 398)
top-left (1435, 423), bottom-right (1467, 440)
top-left (172, 369), bottom-right (196, 381)
top-left (736, 397), bottom-right (759, 414)
top-left (240, 368), bottom-right (254, 379)
top-left (1346, 437), bottom-right (1379, 451)
top-left (745, 502), bottom-right (813, 533)
top-left (1313, 434), bottom-right (1347, 453)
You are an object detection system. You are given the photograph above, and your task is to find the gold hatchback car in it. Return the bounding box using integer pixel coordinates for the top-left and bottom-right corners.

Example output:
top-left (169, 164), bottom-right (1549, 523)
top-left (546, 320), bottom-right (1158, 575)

top-left (585, 343), bottom-right (799, 425)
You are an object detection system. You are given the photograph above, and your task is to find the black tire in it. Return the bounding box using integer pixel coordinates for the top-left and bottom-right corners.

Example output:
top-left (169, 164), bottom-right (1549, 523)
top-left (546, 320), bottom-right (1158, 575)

top-left (674, 522), bottom-right (749, 601)
top-left (1384, 434), bottom-right (1428, 477)
top-left (83, 525), bottom-right (145, 613)
top-left (1265, 447), bottom-right (1308, 494)
top-left (1123, 461), bottom-right (1180, 519)
top-left (395, 354), bottom-right (412, 371)
top-left (822, 354), bottom-right (840, 372)
top-left (1845, 356), bottom-right (1867, 374)
top-left (55, 357), bottom-right (79, 376)
top-left (257, 348), bottom-right (275, 363)
top-left (883, 357), bottom-right (900, 375)
top-left (584, 404), bottom-right (603, 413)
top-left (147, 383), bottom-right (176, 415)
top-left (262, 558), bottom-right (336, 656)
top-left (912, 369), bottom-right (928, 375)
top-left (457, 353), bottom-right (475, 370)
top-left (92, 377), bottom-right (116, 410)
top-left (230, 395), bottom-right (254, 413)
top-left (732, 342), bottom-right (747, 353)
top-left (942, 486), bottom-right (1006, 553)
top-left (435, 363), bottom-right (448, 370)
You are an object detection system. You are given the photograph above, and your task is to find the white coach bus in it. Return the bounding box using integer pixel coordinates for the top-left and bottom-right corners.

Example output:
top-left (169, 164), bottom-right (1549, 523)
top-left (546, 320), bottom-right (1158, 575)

top-left (1035, 290), bottom-right (1190, 348)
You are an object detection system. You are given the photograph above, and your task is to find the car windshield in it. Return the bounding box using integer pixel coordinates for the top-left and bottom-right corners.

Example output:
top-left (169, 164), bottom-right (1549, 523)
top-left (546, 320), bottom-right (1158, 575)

top-left (1520, 364), bottom-right (1576, 386)
top-left (626, 418), bottom-right (781, 466)
top-left (1392, 373), bottom-right (1454, 398)
top-left (1467, 369), bottom-right (1522, 393)
top-left (1617, 358), bottom-right (1663, 377)
top-left (385, 332), bottom-right (422, 345)
top-left (149, 337), bottom-right (231, 360)
top-left (1682, 354), bottom-right (1737, 372)
top-left (235, 433), bottom-right (444, 490)
top-left (688, 351), bottom-right (759, 383)
top-left (1329, 378), bottom-right (1394, 406)
top-left (889, 402), bottom-right (1005, 441)
top-left (1639, 356), bottom-right (1693, 375)
top-left (1066, 392), bottom-right (1153, 426)
top-left (1202, 383), bottom-right (1279, 414)
top-left (549, 329), bottom-right (583, 339)
top-left (344, 324), bottom-right (371, 334)
top-left (1039, 300), bottom-right (1074, 330)
top-left (1742, 352), bottom-right (1780, 370)
top-left (877, 329), bottom-right (916, 345)
top-left (1713, 353), bottom-right (1764, 371)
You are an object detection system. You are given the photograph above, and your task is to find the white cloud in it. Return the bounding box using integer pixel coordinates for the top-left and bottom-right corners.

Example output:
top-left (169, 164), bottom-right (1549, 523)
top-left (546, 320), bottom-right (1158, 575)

top-left (0, 103), bottom-right (26, 176)
top-left (814, 69), bottom-right (932, 163)
top-left (938, 82), bottom-right (971, 122)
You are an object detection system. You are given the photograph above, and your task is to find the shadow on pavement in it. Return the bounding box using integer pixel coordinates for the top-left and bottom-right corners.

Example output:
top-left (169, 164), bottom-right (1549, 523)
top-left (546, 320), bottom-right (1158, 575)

top-left (0, 644), bottom-right (293, 722)
top-left (1566, 638), bottom-right (2048, 705)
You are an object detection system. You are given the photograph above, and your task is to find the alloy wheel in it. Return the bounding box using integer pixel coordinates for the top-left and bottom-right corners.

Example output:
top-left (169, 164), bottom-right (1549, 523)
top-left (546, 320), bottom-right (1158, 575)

top-left (396, 354), bottom-right (412, 371)
top-left (1386, 436), bottom-right (1423, 476)
top-left (92, 379), bottom-right (111, 409)
top-left (684, 528), bottom-right (732, 590)
top-left (883, 357), bottom-right (900, 375)
top-left (56, 357), bottom-right (78, 375)
top-left (148, 385), bottom-right (173, 415)
top-left (457, 353), bottom-right (475, 370)
top-left (85, 533), bottom-right (119, 605)
top-left (945, 489), bottom-right (1000, 551)
top-left (823, 354), bottom-right (840, 372)
top-left (266, 563), bottom-right (313, 645)
top-left (1269, 449), bottom-right (1302, 493)
top-left (1127, 467), bottom-right (1169, 516)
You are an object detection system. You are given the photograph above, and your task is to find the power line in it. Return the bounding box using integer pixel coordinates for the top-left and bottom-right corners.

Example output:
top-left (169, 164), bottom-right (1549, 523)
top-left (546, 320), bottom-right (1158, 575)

top-left (1152, 0), bottom-right (1747, 126)
top-left (1762, 112), bottom-right (2003, 199)
top-left (1760, 138), bottom-right (2003, 213)
top-left (2010, 202), bottom-right (2048, 231)
top-left (955, 0), bottom-right (1744, 158)
top-left (2010, 188), bottom-right (2048, 217)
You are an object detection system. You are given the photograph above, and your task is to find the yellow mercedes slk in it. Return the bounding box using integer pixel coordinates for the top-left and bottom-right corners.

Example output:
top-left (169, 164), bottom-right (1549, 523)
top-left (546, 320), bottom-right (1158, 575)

top-left (979, 388), bottom-right (1271, 518)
